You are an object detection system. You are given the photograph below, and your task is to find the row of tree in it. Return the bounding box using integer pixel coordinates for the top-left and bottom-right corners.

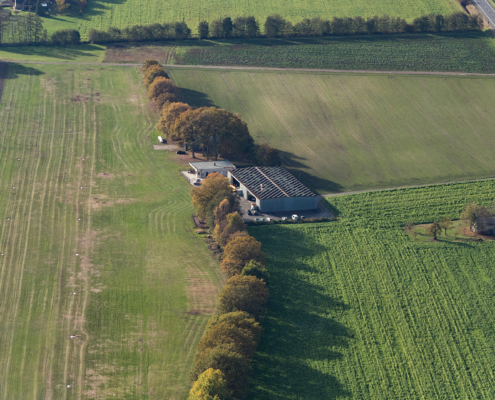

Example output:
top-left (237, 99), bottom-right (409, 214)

top-left (0, 9), bottom-right (83, 45)
top-left (143, 59), bottom-right (280, 164)
top-left (85, 12), bottom-right (483, 45)
top-left (0, 10), bottom-right (47, 44)
top-left (189, 173), bottom-right (271, 399)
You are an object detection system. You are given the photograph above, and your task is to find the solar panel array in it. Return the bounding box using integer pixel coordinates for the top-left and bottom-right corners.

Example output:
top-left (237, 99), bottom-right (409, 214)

top-left (231, 167), bottom-right (316, 200)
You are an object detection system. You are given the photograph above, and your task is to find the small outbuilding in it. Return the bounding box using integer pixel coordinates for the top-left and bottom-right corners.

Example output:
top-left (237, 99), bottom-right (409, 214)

top-left (229, 166), bottom-right (317, 213)
top-left (189, 160), bottom-right (235, 179)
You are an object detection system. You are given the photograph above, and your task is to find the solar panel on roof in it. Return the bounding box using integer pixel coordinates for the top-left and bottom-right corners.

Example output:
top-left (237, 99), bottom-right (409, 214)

top-left (230, 167), bottom-right (316, 200)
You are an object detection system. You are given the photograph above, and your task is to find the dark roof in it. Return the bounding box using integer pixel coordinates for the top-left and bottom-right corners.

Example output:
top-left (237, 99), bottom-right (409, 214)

top-left (230, 167), bottom-right (316, 200)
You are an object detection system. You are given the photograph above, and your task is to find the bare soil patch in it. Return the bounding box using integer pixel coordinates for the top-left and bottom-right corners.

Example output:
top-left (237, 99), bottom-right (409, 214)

top-left (104, 43), bottom-right (172, 63)
top-left (186, 270), bottom-right (218, 315)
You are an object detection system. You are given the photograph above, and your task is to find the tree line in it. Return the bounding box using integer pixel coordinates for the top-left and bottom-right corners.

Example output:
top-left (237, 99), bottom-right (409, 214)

top-left (188, 173), bottom-right (271, 400)
top-left (143, 59), bottom-right (281, 165)
top-left (86, 12), bottom-right (483, 44)
top-left (0, 11), bottom-right (484, 46)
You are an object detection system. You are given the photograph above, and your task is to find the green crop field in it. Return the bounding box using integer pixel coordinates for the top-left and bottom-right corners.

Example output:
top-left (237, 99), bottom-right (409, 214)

top-left (39, 0), bottom-right (462, 37)
top-left (169, 68), bottom-right (495, 194)
top-left (249, 180), bottom-right (495, 399)
top-left (0, 63), bottom-right (223, 399)
top-left (176, 33), bottom-right (495, 73)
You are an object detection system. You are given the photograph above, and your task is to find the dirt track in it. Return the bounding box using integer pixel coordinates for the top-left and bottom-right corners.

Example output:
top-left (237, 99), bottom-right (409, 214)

top-left (12, 61), bottom-right (495, 77)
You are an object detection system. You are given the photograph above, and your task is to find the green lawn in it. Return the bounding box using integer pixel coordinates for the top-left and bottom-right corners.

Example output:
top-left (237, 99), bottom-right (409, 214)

top-left (169, 68), bottom-right (495, 194)
top-left (249, 180), bottom-right (495, 399)
top-left (39, 0), bottom-right (462, 37)
top-left (0, 63), bottom-right (223, 399)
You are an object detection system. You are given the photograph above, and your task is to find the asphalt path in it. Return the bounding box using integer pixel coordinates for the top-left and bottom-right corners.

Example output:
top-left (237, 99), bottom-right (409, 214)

top-left (11, 61), bottom-right (495, 77)
top-left (472, 0), bottom-right (495, 27)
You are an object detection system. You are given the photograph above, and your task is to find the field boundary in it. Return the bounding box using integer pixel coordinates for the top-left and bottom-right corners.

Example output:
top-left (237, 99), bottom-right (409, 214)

top-left (10, 61), bottom-right (495, 77)
top-left (323, 176), bottom-right (495, 197)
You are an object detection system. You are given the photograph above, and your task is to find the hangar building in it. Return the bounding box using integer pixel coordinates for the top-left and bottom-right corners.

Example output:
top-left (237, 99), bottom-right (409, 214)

top-left (228, 167), bottom-right (317, 213)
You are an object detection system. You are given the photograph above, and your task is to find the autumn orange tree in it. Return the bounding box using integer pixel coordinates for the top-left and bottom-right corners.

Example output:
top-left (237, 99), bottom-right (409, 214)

top-left (217, 275), bottom-right (269, 318)
top-left (148, 76), bottom-right (178, 101)
top-left (143, 64), bottom-right (168, 88)
top-left (141, 59), bottom-right (160, 73)
top-left (221, 235), bottom-right (264, 277)
top-left (157, 102), bottom-right (192, 139)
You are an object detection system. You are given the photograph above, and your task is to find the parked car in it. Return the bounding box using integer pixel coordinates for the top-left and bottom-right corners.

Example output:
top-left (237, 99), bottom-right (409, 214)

top-left (300, 216), bottom-right (305, 220)
top-left (260, 218), bottom-right (265, 222)
top-left (254, 218), bottom-right (260, 222)
top-left (247, 210), bottom-right (252, 216)
top-left (194, 179), bottom-right (201, 185)
top-left (282, 217), bottom-right (288, 221)
top-left (292, 214), bottom-right (299, 220)
top-left (176, 150), bottom-right (186, 155)
top-left (266, 217), bottom-right (271, 222)
top-left (253, 210), bottom-right (259, 216)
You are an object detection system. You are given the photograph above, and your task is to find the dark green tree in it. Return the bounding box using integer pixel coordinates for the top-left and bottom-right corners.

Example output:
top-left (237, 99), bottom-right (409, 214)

top-left (198, 20), bottom-right (209, 39)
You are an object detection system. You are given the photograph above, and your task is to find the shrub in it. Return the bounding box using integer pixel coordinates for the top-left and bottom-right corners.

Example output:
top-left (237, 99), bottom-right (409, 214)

top-left (188, 368), bottom-right (229, 400)
top-left (217, 275), bottom-right (269, 318)
top-left (51, 29), bottom-right (80, 45)
top-left (221, 236), bottom-right (264, 277)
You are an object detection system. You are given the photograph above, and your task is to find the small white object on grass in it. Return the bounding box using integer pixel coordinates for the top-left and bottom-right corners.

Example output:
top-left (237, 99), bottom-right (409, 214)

top-left (78, 218), bottom-right (81, 221)
top-left (17, 158), bottom-right (20, 161)
top-left (76, 253), bottom-right (79, 256)
top-left (67, 385), bottom-right (71, 388)
top-left (80, 187), bottom-right (83, 189)
top-left (12, 187), bottom-right (15, 189)
top-left (72, 292), bottom-right (76, 295)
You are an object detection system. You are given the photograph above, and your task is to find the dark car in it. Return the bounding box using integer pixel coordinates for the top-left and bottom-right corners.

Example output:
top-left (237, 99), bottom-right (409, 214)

top-left (247, 210), bottom-right (252, 216)
top-left (176, 150), bottom-right (186, 155)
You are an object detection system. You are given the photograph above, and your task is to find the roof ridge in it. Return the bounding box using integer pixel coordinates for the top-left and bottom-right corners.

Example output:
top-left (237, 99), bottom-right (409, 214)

top-left (255, 167), bottom-right (290, 198)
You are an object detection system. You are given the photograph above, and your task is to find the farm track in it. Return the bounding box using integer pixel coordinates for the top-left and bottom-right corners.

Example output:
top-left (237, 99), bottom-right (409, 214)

top-left (12, 61), bottom-right (495, 77)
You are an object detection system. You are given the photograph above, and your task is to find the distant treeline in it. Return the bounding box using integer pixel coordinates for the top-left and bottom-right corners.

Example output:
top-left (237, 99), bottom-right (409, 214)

top-left (87, 13), bottom-right (483, 43)
top-left (0, 11), bottom-right (484, 46)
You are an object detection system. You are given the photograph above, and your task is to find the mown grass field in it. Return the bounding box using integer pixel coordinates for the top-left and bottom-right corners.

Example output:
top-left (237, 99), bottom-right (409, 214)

top-left (169, 68), bottom-right (495, 193)
top-left (249, 180), bottom-right (495, 399)
top-left (40, 0), bottom-right (462, 37)
top-left (177, 33), bottom-right (495, 73)
top-left (0, 63), bottom-right (223, 399)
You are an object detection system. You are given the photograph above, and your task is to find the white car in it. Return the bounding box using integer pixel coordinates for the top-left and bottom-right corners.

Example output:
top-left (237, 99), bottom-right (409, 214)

top-left (292, 214), bottom-right (299, 220)
top-left (282, 217), bottom-right (288, 221)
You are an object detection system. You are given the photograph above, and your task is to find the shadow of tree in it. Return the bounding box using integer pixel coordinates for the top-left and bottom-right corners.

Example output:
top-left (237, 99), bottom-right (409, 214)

top-left (178, 87), bottom-right (215, 108)
top-left (248, 225), bottom-right (351, 399)
top-left (0, 44), bottom-right (103, 61)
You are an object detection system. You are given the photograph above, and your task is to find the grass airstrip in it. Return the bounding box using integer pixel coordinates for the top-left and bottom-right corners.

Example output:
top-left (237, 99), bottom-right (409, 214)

top-left (170, 68), bottom-right (495, 193)
top-left (39, 0), bottom-right (462, 37)
top-left (0, 63), bottom-right (223, 399)
top-left (249, 180), bottom-right (495, 399)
